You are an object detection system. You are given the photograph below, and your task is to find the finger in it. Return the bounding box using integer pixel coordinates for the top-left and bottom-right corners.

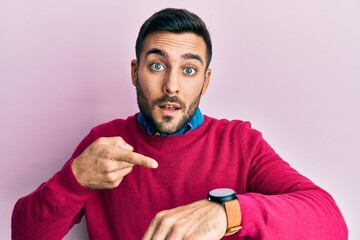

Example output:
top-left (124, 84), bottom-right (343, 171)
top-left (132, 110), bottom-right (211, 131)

top-left (97, 138), bottom-right (158, 168)
top-left (111, 148), bottom-right (158, 169)
top-left (145, 210), bottom-right (186, 240)
top-left (109, 136), bottom-right (134, 151)
top-left (166, 229), bottom-right (185, 240)
top-left (142, 213), bottom-right (165, 240)
top-left (102, 160), bottom-right (134, 173)
top-left (96, 136), bottom-right (134, 151)
top-left (99, 166), bottom-right (134, 189)
top-left (106, 166), bottom-right (134, 182)
top-left (155, 213), bottom-right (188, 240)
top-left (120, 166), bottom-right (134, 177)
top-left (141, 223), bottom-right (154, 240)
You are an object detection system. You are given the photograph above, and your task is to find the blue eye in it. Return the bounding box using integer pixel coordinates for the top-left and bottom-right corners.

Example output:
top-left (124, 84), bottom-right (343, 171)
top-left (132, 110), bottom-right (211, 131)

top-left (150, 63), bottom-right (164, 71)
top-left (184, 67), bottom-right (196, 75)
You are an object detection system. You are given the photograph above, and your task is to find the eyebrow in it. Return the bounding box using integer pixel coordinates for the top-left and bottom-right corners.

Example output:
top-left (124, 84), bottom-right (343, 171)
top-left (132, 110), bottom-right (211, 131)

top-left (145, 48), bottom-right (166, 58)
top-left (182, 53), bottom-right (203, 65)
top-left (145, 48), bottom-right (204, 65)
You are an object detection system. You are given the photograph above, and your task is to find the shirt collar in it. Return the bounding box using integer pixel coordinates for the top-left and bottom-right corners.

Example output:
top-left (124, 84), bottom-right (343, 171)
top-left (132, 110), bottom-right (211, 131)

top-left (137, 108), bottom-right (204, 136)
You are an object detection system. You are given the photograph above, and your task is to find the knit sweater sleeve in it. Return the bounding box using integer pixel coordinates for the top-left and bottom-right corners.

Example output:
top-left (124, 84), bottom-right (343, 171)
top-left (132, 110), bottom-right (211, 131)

top-left (11, 130), bottom-right (97, 240)
top-left (236, 124), bottom-right (348, 239)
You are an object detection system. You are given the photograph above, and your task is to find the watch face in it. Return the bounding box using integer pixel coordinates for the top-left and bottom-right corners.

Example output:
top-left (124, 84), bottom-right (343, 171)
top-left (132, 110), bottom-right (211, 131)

top-left (209, 188), bottom-right (235, 197)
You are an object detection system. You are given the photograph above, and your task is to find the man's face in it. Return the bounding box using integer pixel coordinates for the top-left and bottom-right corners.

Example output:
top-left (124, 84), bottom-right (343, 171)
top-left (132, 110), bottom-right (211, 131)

top-left (131, 32), bottom-right (211, 134)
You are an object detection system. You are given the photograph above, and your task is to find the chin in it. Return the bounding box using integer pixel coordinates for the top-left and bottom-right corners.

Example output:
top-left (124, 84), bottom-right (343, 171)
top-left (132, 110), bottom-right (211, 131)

top-left (157, 122), bottom-right (180, 134)
top-left (151, 111), bottom-right (187, 134)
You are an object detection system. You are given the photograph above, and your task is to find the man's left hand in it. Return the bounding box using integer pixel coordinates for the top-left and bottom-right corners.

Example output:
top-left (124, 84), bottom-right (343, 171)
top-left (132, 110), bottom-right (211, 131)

top-left (142, 199), bottom-right (227, 240)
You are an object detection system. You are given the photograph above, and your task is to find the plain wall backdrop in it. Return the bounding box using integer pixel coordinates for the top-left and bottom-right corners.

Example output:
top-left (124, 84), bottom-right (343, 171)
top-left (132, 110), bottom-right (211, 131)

top-left (1, 0), bottom-right (359, 239)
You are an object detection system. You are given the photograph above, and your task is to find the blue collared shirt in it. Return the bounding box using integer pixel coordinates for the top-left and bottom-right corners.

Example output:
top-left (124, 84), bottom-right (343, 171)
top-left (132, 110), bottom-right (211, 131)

top-left (137, 108), bottom-right (204, 136)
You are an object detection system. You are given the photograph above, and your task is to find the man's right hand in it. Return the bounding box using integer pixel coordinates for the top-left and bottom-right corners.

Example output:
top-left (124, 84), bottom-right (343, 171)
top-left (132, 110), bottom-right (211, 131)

top-left (71, 137), bottom-right (158, 189)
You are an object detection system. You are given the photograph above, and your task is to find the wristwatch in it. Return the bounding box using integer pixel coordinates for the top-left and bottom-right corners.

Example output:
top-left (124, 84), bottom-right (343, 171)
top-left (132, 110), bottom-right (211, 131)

top-left (208, 188), bottom-right (242, 236)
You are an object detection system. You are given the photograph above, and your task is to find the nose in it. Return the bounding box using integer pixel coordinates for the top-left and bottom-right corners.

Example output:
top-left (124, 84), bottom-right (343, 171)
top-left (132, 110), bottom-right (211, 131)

top-left (162, 69), bottom-right (180, 95)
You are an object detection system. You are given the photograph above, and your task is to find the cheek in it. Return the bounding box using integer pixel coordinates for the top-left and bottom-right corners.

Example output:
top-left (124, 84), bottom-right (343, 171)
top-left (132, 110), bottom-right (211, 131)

top-left (182, 80), bottom-right (203, 97)
top-left (137, 73), bottom-right (162, 100)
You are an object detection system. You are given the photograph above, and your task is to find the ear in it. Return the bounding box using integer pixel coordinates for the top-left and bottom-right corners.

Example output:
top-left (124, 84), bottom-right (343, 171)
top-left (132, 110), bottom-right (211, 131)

top-left (131, 59), bottom-right (138, 86)
top-left (201, 68), bottom-right (211, 95)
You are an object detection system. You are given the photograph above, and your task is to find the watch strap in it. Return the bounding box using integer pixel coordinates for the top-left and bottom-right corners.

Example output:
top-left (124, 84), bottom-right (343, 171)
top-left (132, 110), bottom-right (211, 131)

top-left (224, 199), bottom-right (242, 236)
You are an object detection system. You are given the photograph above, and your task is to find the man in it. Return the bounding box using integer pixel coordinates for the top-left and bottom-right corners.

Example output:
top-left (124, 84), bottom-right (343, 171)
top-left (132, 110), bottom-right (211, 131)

top-left (12, 8), bottom-right (347, 239)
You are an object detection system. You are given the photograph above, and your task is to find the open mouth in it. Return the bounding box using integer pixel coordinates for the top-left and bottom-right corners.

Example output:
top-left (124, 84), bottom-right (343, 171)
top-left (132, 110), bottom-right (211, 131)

top-left (159, 103), bottom-right (181, 111)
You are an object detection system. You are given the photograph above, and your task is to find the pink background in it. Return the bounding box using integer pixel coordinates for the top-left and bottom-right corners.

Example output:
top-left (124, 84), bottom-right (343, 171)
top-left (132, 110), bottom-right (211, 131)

top-left (1, 1), bottom-right (359, 239)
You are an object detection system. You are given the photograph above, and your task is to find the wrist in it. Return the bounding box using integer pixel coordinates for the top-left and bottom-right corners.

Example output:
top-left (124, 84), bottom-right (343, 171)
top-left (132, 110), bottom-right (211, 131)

top-left (223, 199), bottom-right (242, 236)
top-left (70, 157), bottom-right (86, 187)
top-left (208, 188), bottom-right (242, 236)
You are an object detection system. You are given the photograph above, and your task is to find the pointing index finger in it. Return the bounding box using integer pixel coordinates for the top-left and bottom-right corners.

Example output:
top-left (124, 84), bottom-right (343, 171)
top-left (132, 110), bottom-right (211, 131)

top-left (122, 151), bottom-right (158, 169)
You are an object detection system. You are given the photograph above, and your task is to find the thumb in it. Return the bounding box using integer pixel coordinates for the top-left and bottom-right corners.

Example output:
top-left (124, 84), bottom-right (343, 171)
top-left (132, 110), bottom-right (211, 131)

top-left (110, 136), bottom-right (134, 151)
top-left (122, 142), bottom-right (134, 151)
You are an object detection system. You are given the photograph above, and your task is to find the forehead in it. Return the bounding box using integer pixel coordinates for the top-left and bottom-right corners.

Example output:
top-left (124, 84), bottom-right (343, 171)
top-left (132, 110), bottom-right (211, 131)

top-left (141, 32), bottom-right (207, 60)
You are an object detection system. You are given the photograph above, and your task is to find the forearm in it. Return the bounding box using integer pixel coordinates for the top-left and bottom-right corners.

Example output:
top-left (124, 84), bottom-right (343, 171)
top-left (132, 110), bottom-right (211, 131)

top-left (237, 188), bottom-right (348, 239)
top-left (238, 127), bottom-right (348, 239)
top-left (11, 161), bottom-right (93, 240)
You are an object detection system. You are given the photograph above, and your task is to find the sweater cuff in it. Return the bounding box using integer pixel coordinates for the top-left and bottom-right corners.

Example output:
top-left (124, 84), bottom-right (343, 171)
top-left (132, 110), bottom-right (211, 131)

top-left (49, 159), bottom-right (94, 200)
top-left (237, 194), bottom-right (259, 236)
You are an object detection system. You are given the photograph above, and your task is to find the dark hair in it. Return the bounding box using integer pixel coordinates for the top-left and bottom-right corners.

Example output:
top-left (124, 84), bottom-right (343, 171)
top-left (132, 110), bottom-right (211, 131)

top-left (135, 8), bottom-right (212, 69)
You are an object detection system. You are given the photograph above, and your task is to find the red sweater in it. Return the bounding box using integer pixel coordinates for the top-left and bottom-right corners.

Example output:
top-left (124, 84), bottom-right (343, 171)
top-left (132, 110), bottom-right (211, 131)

top-left (12, 114), bottom-right (348, 239)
